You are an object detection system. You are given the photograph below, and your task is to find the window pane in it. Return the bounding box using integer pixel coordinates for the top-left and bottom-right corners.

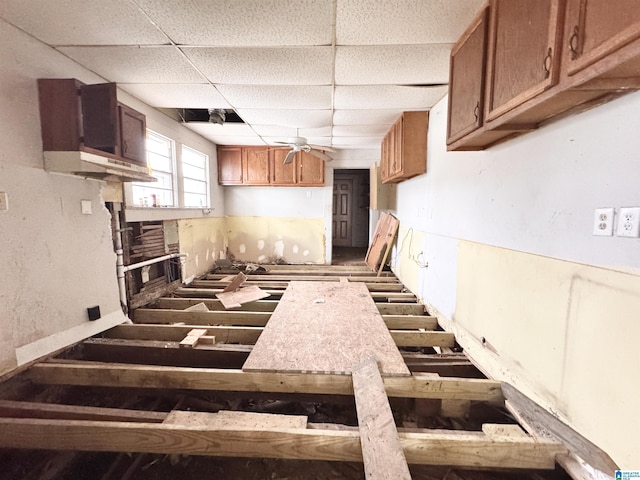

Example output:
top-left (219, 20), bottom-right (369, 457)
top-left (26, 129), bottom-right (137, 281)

top-left (181, 145), bottom-right (209, 208)
top-left (184, 178), bottom-right (207, 194)
top-left (182, 163), bottom-right (205, 179)
top-left (184, 193), bottom-right (207, 208)
top-left (131, 130), bottom-right (175, 208)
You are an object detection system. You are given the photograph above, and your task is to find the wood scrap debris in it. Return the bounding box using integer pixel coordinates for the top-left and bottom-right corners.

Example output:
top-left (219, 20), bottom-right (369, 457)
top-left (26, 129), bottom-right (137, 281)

top-left (216, 285), bottom-right (270, 309)
top-left (179, 328), bottom-right (209, 348)
top-left (184, 302), bottom-right (209, 312)
top-left (222, 272), bottom-right (247, 293)
top-left (365, 212), bottom-right (399, 276)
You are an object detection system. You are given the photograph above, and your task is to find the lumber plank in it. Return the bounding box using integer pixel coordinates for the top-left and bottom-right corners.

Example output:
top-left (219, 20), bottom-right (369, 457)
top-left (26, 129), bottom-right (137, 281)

top-left (216, 285), bottom-right (270, 309)
top-left (107, 324), bottom-right (261, 344)
top-left (206, 274), bottom-right (399, 282)
top-left (221, 272), bottom-right (247, 293)
top-left (377, 303), bottom-right (425, 315)
top-left (352, 358), bottom-right (411, 479)
top-left (27, 363), bottom-right (504, 401)
top-left (193, 279), bottom-right (405, 292)
top-left (179, 328), bottom-right (208, 348)
top-left (0, 418), bottom-right (566, 469)
top-left (153, 297), bottom-right (279, 312)
top-left (177, 287), bottom-right (414, 301)
top-left (389, 330), bottom-right (456, 348)
top-left (0, 400), bottom-right (166, 423)
top-left (381, 315), bottom-right (437, 330)
top-left (133, 308), bottom-right (271, 326)
top-left (242, 281), bottom-right (409, 376)
top-left (164, 410), bottom-right (307, 430)
top-left (502, 382), bottom-right (619, 474)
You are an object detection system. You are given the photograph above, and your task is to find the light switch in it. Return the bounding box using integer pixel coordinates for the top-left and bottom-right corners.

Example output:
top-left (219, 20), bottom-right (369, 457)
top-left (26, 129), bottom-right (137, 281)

top-left (0, 192), bottom-right (8, 211)
top-left (81, 200), bottom-right (92, 215)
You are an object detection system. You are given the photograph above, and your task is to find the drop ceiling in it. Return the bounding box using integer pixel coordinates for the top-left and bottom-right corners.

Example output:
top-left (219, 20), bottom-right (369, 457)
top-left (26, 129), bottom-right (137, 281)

top-left (0, 0), bottom-right (485, 159)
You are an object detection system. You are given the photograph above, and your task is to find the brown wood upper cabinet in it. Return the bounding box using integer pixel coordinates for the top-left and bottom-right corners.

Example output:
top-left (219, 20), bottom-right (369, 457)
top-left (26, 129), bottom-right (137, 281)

top-left (380, 111), bottom-right (428, 184)
top-left (448, 0), bottom-right (640, 151)
top-left (38, 78), bottom-right (147, 167)
top-left (447, 6), bottom-right (489, 145)
top-left (484, 0), bottom-right (564, 122)
top-left (562, 0), bottom-right (640, 82)
top-left (218, 146), bottom-right (325, 186)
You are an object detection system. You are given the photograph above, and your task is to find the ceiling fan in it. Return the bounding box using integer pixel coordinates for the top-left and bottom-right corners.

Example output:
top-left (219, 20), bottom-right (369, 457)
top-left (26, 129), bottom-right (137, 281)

top-left (272, 136), bottom-right (335, 165)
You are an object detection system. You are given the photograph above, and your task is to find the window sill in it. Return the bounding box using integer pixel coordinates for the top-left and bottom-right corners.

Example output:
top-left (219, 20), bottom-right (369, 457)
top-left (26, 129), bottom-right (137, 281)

top-left (124, 206), bottom-right (217, 222)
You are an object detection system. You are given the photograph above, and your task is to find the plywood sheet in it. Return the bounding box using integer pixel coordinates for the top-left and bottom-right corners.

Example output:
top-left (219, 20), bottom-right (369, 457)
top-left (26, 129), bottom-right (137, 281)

top-left (365, 212), bottom-right (399, 274)
top-left (242, 281), bottom-right (409, 376)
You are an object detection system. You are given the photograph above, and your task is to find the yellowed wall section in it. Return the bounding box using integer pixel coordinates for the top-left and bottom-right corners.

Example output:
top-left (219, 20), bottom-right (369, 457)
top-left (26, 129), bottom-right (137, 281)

top-left (226, 216), bottom-right (325, 264)
top-left (454, 241), bottom-right (640, 469)
top-left (392, 226), bottom-right (426, 295)
top-left (177, 217), bottom-right (227, 282)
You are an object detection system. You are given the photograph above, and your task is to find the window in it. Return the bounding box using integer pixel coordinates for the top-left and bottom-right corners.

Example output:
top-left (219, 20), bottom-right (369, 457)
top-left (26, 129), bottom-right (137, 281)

top-left (132, 131), bottom-right (175, 207)
top-left (182, 145), bottom-right (209, 208)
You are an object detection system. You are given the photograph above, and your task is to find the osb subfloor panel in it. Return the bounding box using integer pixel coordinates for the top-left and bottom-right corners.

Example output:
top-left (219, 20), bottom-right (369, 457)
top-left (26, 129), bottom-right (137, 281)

top-left (242, 281), bottom-right (410, 376)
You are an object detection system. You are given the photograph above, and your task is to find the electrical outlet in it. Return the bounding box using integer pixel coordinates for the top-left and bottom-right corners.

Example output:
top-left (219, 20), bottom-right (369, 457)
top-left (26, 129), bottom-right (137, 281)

top-left (593, 207), bottom-right (614, 236)
top-left (616, 207), bottom-right (640, 237)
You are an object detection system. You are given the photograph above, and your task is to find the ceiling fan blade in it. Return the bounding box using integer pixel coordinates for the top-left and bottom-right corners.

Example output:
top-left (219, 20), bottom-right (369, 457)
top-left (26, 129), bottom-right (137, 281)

top-left (307, 149), bottom-right (332, 162)
top-left (283, 149), bottom-right (297, 165)
top-left (274, 141), bottom-right (291, 145)
top-left (309, 144), bottom-right (336, 153)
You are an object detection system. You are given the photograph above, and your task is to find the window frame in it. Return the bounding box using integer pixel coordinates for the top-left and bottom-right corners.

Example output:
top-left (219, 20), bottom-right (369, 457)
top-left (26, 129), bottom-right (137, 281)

top-left (181, 144), bottom-right (210, 209)
top-left (131, 130), bottom-right (177, 208)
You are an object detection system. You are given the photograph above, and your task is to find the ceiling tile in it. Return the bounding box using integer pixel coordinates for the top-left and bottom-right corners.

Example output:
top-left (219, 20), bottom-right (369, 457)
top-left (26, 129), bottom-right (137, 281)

top-left (252, 125), bottom-right (332, 138)
top-left (185, 123), bottom-right (266, 145)
top-left (334, 85), bottom-right (448, 109)
top-left (333, 109), bottom-right (405, 126)
top-left (332, 125), bottom-right (391, 137)
top-left (336, 0), bottom-right (485, 45)
top-left (0, 0), bottom-right (167, 45)
top-left (235, 109), bottom-right (333, 129)
top-left (335, 45), bottom-right (451, 85)
top-left (136, 0), bottom-right (333, 46)
top-left (332, 136), bottom-right (384, 148)
top-left (183, 47), bottom-right (333, 85)
top-left (119, 84), bottom-right (231, 108)
top-left (217, 85), bottom-right (332, 110)
top-left (58, 46), bottom-right (204, 83)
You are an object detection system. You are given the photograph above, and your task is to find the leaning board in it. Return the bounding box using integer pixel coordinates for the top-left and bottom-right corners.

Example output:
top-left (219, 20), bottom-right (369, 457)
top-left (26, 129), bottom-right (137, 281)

top-left (242, 281), bottom-right (410, 376)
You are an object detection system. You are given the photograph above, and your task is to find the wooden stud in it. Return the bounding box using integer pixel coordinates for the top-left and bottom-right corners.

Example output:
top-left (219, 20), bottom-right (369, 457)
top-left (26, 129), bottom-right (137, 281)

top-left (133, 309), bottom-right (271, 326)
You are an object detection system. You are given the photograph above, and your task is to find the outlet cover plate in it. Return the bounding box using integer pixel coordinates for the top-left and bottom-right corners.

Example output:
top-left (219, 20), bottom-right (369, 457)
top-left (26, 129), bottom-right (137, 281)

top-left (593, 207), bottom-right (614, 236)
top-left (616, 207), bottom-right (640, 237)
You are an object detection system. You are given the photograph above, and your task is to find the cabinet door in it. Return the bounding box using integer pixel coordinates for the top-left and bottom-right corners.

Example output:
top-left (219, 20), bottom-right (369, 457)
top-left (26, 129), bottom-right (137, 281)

top-left (485, 0), bottom-right (564, 121)
top-left (380, 133), bottom-right (390, 182)
top-left (118, 104), bottom-right (147, 166)
top-left (217, 147), bottom-right (243, 185)
top-left (391, 119), bottom-right (403, 177)
top-left (242, 147), bottom-right (270, 185)
top-left (447, 7), bottom-right (489, 144)
top-left (81, 83), bottom-right (118, 153)
top-left (564, 0), bottom-right (640, 76)
top-left (271, 149), bottom-right (297, 185)
top-left (298, 151), bottom-right (325, 186)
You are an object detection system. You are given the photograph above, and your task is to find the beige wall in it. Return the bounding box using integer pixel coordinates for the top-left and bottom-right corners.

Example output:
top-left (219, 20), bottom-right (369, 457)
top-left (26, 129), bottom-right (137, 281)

top-left (449, 241), bottom-right (640, 468)
top-left (177, 217), bottom-right (227, 282)
top-left (226, 216), bottom-right (326, 264)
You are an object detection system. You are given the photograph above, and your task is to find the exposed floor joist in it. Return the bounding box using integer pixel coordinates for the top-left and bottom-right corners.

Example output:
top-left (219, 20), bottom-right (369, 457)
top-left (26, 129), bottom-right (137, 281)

top-left (0, 264), bottom-right (594, 479)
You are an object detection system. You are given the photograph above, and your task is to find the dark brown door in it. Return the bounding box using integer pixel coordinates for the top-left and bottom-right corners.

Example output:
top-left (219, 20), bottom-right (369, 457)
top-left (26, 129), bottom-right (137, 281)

top-left (332, 178), bottom-right (353, 247)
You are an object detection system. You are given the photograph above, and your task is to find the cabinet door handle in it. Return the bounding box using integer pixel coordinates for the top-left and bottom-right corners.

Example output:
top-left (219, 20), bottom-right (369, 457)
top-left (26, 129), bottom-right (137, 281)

top-left (569, 26), bottom-right (580, 60)
top-left (473, 101), bottom-right (480, 122)
top-left (543, 48), bottom-right (553, 79)
top-left (123, 140), bottom-right (128, 153)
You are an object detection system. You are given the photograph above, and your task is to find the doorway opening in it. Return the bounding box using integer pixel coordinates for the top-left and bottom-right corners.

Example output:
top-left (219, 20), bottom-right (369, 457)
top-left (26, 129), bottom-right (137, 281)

top-left (332, 169), bottom-right (370, 265)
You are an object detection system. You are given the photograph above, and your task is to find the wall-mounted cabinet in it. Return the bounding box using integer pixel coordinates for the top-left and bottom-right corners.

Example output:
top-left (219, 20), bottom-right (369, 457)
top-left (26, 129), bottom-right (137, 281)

top-left (447, 0), bottom-right (640, 151)
top-left (218, 146), bottom-right (325, 186)
top-left (380, 111), bottom-right (428, 184)
top-left (38, 78), bottom-right (154, 182)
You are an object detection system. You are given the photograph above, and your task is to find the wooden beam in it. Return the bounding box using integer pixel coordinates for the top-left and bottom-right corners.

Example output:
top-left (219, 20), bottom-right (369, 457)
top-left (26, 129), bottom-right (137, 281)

top-left (0, 400), bottom-right (166, 423)
top-left (502, 383), bottom-right (619, 474)
top-left (27, 363), bottom-right (504, 402)
top-left (390, 330), bottom-right (456, 348)
top-left (377, 303), bottom-right (425, 315)
top-left (176, 287), bottom-right (415, 302)
top-left (0, 418), bottom-right (565, 469)
top-left (194, 279), bottom-right (406, 292)
top-left (205, 274), bottom-right (400, 283)
top-left (133, 308), bottom-right (271, 326)
top-left (153, 297), bottom-right (279, 312)
top-left (353, 358), bottom-right (411, 479)
top-left (108, 323), bottom-right (453, 348)
top-left (383, 315), bottom-right (437, 330)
